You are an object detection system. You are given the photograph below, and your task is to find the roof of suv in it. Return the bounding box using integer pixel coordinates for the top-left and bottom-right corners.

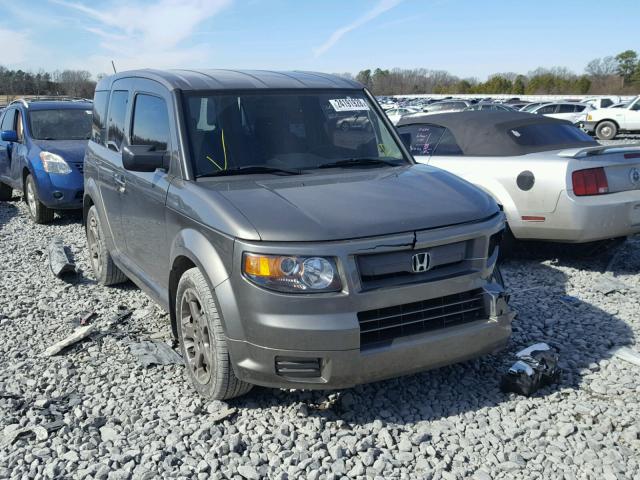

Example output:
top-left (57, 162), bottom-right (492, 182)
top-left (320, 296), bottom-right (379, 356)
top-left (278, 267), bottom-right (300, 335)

top-left (9, 98), bottom-right (93, 111)
top-left (96, 69), bottom-right (363, 92)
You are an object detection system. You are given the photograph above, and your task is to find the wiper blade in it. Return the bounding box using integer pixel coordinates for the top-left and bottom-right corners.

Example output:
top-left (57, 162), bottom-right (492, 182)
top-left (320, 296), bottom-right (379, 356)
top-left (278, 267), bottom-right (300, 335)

top-left (317, 158), bottom-right (403, 169)
top-left (197, 165), bottom-right (302, 178)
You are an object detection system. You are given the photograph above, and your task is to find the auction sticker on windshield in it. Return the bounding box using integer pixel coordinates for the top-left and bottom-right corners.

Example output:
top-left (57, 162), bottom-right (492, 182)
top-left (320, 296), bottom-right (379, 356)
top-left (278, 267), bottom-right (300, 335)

top-left (329, 98), bottom-right (370, 112)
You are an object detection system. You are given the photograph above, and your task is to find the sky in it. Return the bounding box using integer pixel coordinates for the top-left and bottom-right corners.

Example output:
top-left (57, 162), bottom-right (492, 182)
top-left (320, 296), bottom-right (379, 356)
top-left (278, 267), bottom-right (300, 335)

top-left (0, 0), bottom-right (638, 79)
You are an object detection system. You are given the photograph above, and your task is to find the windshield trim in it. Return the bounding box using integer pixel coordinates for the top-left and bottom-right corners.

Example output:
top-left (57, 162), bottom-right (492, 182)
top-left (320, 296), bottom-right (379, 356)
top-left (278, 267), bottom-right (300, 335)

top-left (27, 107), bottom-right (93, 141)
top-left (180, 88), bottom-right (413, 179)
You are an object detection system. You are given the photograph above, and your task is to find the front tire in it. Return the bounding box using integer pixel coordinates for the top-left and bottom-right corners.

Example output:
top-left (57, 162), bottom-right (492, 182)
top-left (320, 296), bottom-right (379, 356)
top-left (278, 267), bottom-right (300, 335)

top-left (25, 174), bottom-right (54, 224)
top-left (0, 182), bottom-right (12, 201)
top-left (595, 121), bottom-right (617, 140)
top-left (86, 206), bottom-right (128, 285)
top-left (176, 267), bottom-right (252, 400)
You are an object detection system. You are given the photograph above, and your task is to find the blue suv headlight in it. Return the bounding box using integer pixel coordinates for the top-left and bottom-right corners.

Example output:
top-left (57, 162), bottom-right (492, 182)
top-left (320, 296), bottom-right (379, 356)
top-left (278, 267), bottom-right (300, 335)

top-left (40, 151), bottom-right (71, 175)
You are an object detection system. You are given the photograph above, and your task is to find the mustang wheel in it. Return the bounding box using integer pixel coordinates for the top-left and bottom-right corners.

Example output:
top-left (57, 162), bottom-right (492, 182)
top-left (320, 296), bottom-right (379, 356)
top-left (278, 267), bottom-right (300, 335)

top-left (176, 267), bottom-right (252, 400)
top-left (595, 121), bottom-right (617, 140)
top-left (86, 206), bottom-right (127, 285)
top-left (25, 174), bottom-right (54, 224)
top-left (0, 182), bottom-right (12, 201)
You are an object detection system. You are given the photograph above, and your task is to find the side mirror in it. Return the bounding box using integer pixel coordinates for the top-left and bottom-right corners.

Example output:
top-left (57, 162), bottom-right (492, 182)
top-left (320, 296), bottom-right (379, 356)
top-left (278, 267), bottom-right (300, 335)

top-left (122, 145), bottom-right (169, 172)
top-left (1, 130), bottom-right (18, 142)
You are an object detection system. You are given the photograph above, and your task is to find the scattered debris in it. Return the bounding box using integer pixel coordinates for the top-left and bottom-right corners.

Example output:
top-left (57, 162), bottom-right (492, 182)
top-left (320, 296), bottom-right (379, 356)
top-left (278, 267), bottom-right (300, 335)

top-left (501, 343), bottom-right (561, 396)
top-left (43, 324), bottom-right (96, 357)
top-left (209, 406), bottom-right (237, 423)
top-left (47, 237), bottom-right (76, 277)
top-left (0, 425), bottom-right (49, 447)
top-left (69, 311), bottom-right (97, 327)
top-left (611, 346), bottom-right (640, 367)
top-left (127, 340), bottom-right (182, 367)
top-left (593, 274), bottom-right (629, 295)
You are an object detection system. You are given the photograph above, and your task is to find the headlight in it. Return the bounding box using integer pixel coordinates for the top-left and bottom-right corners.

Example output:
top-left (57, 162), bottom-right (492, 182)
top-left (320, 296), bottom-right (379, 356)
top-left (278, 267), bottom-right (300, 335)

top-left (40, 151), bottom-right (71, 174)
top-left (242, 253), bottom-right (342, 293)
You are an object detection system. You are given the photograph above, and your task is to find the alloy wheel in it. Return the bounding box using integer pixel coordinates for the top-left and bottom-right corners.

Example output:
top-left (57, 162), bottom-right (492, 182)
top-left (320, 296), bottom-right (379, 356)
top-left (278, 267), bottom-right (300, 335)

top-left (87, 213), bottom-right (103, 278)
top-left (180, 288), bottom-right (213, 385)
top-left (26, 180), bottom-right (37, 218)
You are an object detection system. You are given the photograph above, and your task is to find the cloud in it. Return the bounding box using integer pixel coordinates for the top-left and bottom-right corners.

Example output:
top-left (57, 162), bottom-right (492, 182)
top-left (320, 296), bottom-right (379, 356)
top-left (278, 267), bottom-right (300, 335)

top-left (52, 0), bottom-right (232, 72)
top-left (313, 0), bottom-right (403, 57)
top-left (0, 27), bottom-right (32, 66)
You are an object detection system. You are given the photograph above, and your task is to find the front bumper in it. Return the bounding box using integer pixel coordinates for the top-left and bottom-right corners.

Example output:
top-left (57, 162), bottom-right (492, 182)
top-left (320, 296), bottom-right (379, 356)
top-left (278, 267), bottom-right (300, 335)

top-left (214, 214), bottom-right (514, 389)
top-left (582, 121), bottom-right (597, 134)
top-left (32, 163), bottom-right (84, 210)
top-left (510, 189), bottom-right (640, 242)
top-left (227, 285), bottom-right (513, 389)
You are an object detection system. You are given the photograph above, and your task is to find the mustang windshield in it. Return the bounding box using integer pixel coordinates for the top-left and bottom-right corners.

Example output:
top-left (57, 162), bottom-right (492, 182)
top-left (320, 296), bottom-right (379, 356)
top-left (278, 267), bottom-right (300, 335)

top-left (183, 91), bottom-right (407, 177)
top-left (29, 109), bottom-right (92, 140)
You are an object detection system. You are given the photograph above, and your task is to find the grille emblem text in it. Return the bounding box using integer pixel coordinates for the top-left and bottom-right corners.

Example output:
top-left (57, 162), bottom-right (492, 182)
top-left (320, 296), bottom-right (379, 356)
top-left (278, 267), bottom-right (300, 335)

top-left (412, 252), bottom-right (431, 273)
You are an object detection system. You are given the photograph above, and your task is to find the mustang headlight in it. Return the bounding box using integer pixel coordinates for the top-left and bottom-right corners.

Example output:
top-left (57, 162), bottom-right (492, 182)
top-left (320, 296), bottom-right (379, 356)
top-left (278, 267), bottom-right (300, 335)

top-left (242, 253), bottom-right (342, 293)
top-left (40, 151), bottom-right (71, 174)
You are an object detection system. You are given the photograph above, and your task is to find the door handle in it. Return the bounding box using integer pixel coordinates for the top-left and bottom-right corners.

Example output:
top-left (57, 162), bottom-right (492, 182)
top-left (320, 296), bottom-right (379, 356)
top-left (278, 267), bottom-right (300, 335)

top-left (114, 173), bottom-right (126, 193)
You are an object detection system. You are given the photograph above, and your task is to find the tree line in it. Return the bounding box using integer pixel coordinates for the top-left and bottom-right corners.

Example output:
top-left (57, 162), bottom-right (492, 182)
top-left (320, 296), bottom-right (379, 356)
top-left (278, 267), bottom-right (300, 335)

top-left (348, 50), bottom-right (640, 96)
top-left (0, 67), bottom-right (96, 99)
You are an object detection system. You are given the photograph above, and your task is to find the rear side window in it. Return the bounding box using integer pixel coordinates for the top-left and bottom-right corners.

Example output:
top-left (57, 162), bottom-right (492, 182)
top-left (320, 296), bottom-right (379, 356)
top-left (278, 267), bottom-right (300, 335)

top-left (557, 104), bottom-right (575, 113)
top-left (92, 91), bottom-right (109, 145)
top-left (432, 129), bottom-right (463, 156)
top-left (508, 123), bottom-right (595, 146)
top-left (536, 105), bottom-right (557, 114)
top-left (131, 94), bottom-right (170, 151)
top-left (397, 124), bottom-right (445, 156)
top-left (107, 90), bottom-right (128, 152)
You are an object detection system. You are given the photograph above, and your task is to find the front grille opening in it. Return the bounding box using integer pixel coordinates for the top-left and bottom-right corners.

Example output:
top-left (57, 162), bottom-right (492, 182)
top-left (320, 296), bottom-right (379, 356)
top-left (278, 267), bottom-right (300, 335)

top-left (275, 357), bottom-right (322, 378)
top-left (358, 289), bottom-right (485, 349)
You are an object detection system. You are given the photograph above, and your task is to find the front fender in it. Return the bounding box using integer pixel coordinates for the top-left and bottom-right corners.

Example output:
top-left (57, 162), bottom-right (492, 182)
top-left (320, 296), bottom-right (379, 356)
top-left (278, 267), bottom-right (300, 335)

top-left (170, 227), bottom-right (232, 289)
top-left (169, 228), bottom-right (242, 340)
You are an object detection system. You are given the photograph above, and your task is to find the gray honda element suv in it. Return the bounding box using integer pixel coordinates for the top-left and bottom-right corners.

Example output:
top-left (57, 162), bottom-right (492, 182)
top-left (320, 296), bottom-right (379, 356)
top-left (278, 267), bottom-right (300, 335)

top-left (84, 69), bottom-right (513, 399)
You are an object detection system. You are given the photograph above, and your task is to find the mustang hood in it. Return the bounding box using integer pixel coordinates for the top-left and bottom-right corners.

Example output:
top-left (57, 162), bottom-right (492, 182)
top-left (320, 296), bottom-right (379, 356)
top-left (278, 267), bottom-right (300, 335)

top-left (204, 164), bottom-right (498, 242)
top-left (33, 140), bottom-right (88, 164)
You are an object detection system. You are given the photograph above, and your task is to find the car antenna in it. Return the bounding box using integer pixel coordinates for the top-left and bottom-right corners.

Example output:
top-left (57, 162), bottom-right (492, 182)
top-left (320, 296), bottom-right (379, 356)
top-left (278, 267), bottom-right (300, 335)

top-left (111, 60), bottom-right (117, 74)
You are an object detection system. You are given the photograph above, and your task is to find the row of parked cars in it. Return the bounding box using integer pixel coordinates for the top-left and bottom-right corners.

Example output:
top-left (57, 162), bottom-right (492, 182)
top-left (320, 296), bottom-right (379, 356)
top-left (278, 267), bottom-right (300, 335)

top-left (1, 71), bottom-right (639, 400)
top-left (380, 95), bottom-right (640, 141)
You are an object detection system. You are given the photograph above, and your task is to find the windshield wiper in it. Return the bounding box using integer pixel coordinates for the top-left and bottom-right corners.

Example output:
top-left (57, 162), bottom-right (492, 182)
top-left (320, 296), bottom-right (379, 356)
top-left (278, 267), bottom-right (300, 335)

top-left (317, 158), bottom-right (404, 169)
top-left (197, 165), bottom-right (302, 178)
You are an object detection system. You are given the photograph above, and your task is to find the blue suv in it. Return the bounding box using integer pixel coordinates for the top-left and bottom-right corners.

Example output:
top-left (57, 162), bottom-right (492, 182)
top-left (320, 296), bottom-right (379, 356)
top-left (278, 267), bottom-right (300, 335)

top-left (0, 98), bottom-right (92, 223)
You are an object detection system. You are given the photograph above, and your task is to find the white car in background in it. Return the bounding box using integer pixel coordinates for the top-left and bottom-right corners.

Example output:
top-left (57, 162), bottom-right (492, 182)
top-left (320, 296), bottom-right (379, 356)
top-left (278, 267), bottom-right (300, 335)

top-left (530, 102), bottom-right (594, 125)
top-left (385, 106), bottom-right (419, 124)
top-left (583, 95), bottom-right (640, 140)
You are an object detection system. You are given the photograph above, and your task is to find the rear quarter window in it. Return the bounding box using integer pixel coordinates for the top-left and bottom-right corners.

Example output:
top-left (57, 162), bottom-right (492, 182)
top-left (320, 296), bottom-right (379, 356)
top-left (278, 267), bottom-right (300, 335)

top-left (508, 123), bottom-right (595, 146)
top-left (92, 91), bottom-right (109, 145)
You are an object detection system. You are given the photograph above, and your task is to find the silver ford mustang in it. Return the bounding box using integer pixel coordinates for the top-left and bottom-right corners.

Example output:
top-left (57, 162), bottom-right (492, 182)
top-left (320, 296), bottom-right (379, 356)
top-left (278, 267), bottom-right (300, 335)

top-left (397, 111), bottom-right (640, 244)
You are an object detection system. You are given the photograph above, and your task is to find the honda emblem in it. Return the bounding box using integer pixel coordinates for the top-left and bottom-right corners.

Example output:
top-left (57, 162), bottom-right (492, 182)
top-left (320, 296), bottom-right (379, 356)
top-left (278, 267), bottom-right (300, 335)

top-left (412, 252), bottom-right (431, 273)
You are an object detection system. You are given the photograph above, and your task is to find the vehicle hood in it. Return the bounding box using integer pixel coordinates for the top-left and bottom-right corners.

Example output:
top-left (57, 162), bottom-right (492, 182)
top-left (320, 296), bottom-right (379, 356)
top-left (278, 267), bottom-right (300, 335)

top-left (32, 139), bottom-right (88, 164)
top-left (199, 164), bottom-right (498, 241)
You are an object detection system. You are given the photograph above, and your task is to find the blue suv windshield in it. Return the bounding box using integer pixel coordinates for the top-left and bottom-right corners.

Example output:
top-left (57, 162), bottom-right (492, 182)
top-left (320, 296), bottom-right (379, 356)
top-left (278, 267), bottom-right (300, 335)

top-left (29, 109), bottom-right (92, 140)
top-left (182, 91), bottom-right (407, 177)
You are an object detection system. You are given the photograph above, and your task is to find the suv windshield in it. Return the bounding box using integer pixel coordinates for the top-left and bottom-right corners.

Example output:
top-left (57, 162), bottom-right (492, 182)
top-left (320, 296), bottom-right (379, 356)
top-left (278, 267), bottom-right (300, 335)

top-left (183, 91), bottom-right (406, 176)
top-left (29, 109), bottom-right (92, 140)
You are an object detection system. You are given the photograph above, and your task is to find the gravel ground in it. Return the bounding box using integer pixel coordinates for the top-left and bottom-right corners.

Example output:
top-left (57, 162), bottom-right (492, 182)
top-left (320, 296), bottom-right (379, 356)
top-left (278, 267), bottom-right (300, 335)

top-left (1, 150), bottom-right (640, 479)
